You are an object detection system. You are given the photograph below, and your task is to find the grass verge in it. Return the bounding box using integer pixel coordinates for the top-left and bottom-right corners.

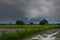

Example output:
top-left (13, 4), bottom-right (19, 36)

top-left (0, 25), bottom-right (59, 40)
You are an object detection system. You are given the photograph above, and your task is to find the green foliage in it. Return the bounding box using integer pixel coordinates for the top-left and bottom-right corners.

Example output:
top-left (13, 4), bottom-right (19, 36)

top-left (39, 19), bottom-right (48, 25)
top-left (0, 24), bottom-right (58, 28)
top-left (16, 20), bottom-right (25, 25)
top-left (30, 22), bottom-right (33, 25)
top-left (0, 25), bottom-right (59, 40)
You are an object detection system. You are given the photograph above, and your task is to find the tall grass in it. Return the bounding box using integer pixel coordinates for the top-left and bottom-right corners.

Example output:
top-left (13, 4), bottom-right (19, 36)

top-left (0, 24), bottom-right (58, 28)
top-left (0, 25), bottom-right (59, 40)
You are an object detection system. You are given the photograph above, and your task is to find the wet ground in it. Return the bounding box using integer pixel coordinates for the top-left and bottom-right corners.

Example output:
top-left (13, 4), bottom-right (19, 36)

top-left (20, 29), bottom-right (60, 40)
top-left (0, 28), bottom-right (39, 34)
top-left (0, 28), bottom-right (60, 40)
top-left (0, 28), bottom-right (35, 32)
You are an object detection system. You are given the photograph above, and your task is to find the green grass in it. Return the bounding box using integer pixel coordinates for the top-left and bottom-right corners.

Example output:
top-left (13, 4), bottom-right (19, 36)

top-left (0, 24), bottom-right (58, 28)
top-left (0, 24), bottom-right (59, 40)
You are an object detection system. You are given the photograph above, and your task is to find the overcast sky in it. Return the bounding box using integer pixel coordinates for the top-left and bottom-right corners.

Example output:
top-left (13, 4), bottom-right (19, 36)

top-left (0, 0), bottom-right (60, 23)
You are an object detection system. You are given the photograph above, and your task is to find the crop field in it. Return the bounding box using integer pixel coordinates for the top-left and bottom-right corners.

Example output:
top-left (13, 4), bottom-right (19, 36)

top-left (0, 24), bottom-right (59, 40)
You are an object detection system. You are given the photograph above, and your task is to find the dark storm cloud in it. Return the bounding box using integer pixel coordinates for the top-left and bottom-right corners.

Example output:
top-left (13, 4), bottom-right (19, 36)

top-left (0, 5), bottom-right (25, 18)
top-left (0, 0), bottom-right (60, 23)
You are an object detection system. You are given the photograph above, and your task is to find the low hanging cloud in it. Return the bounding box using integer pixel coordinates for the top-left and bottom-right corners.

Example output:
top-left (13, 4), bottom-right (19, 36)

top-left (0, 0), bottom-right (60, 23)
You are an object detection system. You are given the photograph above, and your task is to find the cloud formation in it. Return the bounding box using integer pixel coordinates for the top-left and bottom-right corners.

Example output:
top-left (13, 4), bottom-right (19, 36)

top-left (0, 0), bottom-right (60, 23)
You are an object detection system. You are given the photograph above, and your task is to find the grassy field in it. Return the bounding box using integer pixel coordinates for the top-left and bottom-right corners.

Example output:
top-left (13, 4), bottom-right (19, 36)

top-left (0, 24), bottom-right (59, 40)
top-left (0, 24), bottom-right (59, 28)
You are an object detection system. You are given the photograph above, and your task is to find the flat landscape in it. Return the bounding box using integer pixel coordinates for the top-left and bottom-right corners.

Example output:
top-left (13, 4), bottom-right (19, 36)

top-left (0, 24), bottom-right (59, 40)
top-left (0, 0), bottom-right (60, 40)
top-left (0, 24), bottom-right (58, 28)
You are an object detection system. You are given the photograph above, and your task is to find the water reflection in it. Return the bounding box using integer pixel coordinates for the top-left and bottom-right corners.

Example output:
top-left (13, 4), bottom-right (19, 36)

top-left (26, 29), bottom-right (60, 40)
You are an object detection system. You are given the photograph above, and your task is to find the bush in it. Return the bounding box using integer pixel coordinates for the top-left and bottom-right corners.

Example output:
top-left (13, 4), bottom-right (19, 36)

top-left (16, 20), bottom-right (25, 25)
top-left (29, 22), bottom-right (33, 25)
top-left (39, 19), bottom-right (48, 25)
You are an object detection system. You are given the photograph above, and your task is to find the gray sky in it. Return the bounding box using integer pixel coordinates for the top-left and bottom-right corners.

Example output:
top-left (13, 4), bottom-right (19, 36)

top-left (0, 0), bottom-right (60, 23)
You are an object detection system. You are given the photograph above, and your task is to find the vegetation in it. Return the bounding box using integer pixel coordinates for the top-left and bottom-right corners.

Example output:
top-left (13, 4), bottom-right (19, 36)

top-left (29, 22), bottom-right (34, 25)
top-left (0, 24), bottom-right (58, 28)
top-left (39, 19), bottom-right (48, 25)
top-left (0, 25), bottom-right (59, 40)
top-left (0, 19), bottom-right (59, 40)
top-left (16, 20), bottom-right (25, 25)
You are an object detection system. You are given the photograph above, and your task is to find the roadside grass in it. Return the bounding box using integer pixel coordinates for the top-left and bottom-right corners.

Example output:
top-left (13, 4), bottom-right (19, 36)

top-left (0, 24), bottom-right (59, 40)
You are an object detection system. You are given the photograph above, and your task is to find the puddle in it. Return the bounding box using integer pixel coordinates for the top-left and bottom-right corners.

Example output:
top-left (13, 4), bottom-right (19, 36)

top-left (21, 29), bottom-right (60, 40)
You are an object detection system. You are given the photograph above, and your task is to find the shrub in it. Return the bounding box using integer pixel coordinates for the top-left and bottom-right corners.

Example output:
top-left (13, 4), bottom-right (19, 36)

top-left (30, 22), bottom-right (33, 25)
top-left (39, 19), bottom-right (48, 25)
top-left (16, 20), bottom-right (25, 25)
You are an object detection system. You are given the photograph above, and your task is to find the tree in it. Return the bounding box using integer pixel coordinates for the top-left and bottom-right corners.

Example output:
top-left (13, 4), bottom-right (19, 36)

top-left (39, 19), bottom-right (48, 25)
top-left (9, 23), bottom-right (12, 25)
top-left (30, 22), bottom-right (33, 25)
top-left (16, 20), bottom-right (25, 25)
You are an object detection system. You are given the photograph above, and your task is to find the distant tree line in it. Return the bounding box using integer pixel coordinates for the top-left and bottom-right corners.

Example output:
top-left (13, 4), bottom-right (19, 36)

top-left (16, 19), bottom-right (48, 25)
top-left (0, 19), bottom-right (60, 25)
